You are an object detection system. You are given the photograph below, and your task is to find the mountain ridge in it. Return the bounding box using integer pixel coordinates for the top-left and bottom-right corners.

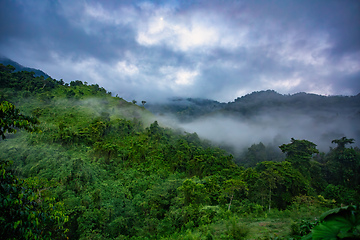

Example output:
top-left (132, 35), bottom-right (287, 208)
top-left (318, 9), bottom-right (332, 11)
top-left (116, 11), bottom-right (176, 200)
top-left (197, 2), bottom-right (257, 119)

top-left (0, 56), bottom-right (51, 79)
top-left (1, 56), bottom-right (358, 108)
top-left (146, 89), bottom-right (360, 122)
top-left (1, 58), bottom-right (360, 239)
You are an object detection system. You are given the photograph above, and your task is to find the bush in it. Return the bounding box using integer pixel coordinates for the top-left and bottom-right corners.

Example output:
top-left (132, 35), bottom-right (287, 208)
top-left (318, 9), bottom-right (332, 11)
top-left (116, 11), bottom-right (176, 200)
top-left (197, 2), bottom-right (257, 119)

top-left (322, 184), bottom-right (357, 205)
top-left (235, 199), bottom-right (264, 217)
top-left (199, 205), bottom-right (222, 225)
top-left (290, 219), bottom-right (319, 237)
top-left (226, 217), bottom-right (250, 240)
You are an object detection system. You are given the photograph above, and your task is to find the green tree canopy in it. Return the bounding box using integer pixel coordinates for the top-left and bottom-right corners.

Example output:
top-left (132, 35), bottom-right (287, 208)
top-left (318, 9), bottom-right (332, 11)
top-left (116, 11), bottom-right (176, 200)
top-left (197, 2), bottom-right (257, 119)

top-left (1, 101), bottom-right (68, 239)
top-left (279, 138), bottom-right (319, 175)
top-left (331, 137), bottom-right (355, 151)
top-left (0, 101), bottom-right (39, 139)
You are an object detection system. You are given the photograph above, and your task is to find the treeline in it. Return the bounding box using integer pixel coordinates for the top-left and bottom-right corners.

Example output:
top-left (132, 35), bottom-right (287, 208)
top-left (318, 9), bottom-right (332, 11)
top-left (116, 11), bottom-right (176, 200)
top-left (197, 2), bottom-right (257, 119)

top-left (146, 90), bottom-right (360, 122)
top-left (0, 64), bottom-right (359, 239)
top-left (0, 64), bottom-right (110, 100)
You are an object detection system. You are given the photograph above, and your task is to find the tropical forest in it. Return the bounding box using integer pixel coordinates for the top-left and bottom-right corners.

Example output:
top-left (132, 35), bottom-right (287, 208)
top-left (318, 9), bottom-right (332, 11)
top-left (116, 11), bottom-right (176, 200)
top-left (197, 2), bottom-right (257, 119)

top-left (0, 63), bottom-right (359, 239)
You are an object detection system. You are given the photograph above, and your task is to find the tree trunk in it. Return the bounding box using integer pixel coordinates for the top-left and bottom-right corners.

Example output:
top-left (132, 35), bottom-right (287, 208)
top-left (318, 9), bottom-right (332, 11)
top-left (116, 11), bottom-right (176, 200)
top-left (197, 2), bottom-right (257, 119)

top-left (228, 194), bottom-right (234, 211)
top-left (268, 187), bottom-right (271, 212)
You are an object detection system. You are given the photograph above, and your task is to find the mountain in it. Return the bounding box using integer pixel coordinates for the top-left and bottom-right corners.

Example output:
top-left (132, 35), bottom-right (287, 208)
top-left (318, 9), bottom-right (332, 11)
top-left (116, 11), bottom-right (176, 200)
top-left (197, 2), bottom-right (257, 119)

top-left (146, 90), bottom-right (360, 120)
top-left (0, 56), bottom-right (51, 79)
top-left (147, 90), bottom-right (360, 152)
top-left (1, 64), bottom-right (359, 239)
top-left (224, 90), bottom-right (360, 116)
top-left (146, 97), bottom-right (225, 121)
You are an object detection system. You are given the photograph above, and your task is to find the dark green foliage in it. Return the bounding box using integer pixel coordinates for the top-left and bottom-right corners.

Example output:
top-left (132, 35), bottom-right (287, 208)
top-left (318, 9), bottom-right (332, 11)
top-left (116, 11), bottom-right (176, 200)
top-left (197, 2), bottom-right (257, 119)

top-left (324, 138), bottom-right (360, 189)
top-left (0, 160), bottom-right (69, 239)
top-left (0, 102), bottom-right (67, 239)
top-left (146, 97), bottom-right (225, 122)
top-left (226, 218), bottom-right (250, 240)
top-left (0, 58), bottom-right (51, 79)
top-left (238, 142), bottom-right (285, 167)
top-left (0, 101), bottom-right (39, 139)
top-left (246, 161), bottom-right (310, 210)
top-left (303, 205), bottom-right (360, 239)
top-left (332, 137), bottom-right (355, 150)
top-left (291, 219), bottom-right (319, 237)
top-left (323, 184), bottom-right (357, 205)
top-left (70, 80), bottom-right (84, 87)
top-left (279, 138), bottom-right (319, 176)
top-left (0, 64), bottom-right (58, 93)
top-left (1, 65), bottom-right (359, 239)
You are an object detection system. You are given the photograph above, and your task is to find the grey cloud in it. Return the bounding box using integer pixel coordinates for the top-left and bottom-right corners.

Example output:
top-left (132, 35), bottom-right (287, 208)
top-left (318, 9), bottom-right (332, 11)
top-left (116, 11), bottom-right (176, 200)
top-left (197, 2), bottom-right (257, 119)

top-left (0, 0), bottom-right (359, 102)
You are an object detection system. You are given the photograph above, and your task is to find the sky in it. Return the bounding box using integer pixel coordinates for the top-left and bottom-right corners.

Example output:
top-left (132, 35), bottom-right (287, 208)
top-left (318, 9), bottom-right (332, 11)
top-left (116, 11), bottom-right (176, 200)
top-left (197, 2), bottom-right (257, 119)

top-left (1, 0), bottom-right (360, 102)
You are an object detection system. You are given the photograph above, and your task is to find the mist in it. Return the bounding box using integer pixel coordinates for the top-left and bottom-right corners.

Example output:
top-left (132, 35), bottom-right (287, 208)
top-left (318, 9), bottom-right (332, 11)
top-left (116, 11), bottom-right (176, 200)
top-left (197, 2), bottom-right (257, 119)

top-left (155, 108), bottom-right (359, 155)
top-left (45, 92), bottom-right (360, 156)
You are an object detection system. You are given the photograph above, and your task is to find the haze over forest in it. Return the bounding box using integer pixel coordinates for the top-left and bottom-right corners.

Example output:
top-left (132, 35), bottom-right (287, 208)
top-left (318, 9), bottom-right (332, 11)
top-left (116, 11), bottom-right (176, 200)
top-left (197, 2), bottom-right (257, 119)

top-left (1, 56), bottom-right (359, 155)
top-left (147, 91), bottom-right (360, 154)
top-left (1, 0), bottom-right (359, 153)
top-left (1, 60), bottom-right (360, 239)
top-left (1, 1), bottom-right (360, 239)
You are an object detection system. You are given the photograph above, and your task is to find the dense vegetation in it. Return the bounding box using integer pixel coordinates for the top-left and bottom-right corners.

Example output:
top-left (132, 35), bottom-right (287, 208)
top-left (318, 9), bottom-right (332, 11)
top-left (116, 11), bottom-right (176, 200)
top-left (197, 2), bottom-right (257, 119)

top-left (0, 63), bottom-right (359, 239)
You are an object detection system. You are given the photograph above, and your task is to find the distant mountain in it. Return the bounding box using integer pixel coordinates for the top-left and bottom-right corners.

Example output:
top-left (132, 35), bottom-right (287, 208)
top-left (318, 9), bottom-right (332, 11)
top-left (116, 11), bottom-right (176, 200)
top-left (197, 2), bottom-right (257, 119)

top-left (146, 97), bottom-right (225, 122)
top-left (146, 90), bottom-right (360, 121)
top-left (146, 90), bottom-right (360, 151)
top-left (223, 90), bottom-right (360, 117)
top-left (0, 56), bottom-right (51, 79)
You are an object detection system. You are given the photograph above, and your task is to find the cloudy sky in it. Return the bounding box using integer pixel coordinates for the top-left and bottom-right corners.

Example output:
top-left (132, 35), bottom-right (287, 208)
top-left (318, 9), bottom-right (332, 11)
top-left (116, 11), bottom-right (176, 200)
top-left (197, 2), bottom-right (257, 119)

top-left (1, 0), bottom-right (359, 102)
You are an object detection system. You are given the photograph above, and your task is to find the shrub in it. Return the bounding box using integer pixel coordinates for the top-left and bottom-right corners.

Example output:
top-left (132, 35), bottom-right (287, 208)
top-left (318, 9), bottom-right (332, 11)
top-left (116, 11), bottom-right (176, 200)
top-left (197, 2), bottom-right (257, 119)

top-left (226, 217), bottom-right (250, 240)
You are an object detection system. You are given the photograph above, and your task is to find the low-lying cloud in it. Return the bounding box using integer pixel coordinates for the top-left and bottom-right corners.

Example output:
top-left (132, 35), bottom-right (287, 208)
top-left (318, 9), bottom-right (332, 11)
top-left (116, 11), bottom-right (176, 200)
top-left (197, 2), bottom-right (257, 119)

top-left (170, 111), bottom-right (359, 154)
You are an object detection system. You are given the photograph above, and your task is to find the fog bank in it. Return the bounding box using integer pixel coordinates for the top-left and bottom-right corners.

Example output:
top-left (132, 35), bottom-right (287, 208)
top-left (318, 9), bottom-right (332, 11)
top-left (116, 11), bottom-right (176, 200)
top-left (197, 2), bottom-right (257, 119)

top-left (174, 111), bottom-right (359, 154)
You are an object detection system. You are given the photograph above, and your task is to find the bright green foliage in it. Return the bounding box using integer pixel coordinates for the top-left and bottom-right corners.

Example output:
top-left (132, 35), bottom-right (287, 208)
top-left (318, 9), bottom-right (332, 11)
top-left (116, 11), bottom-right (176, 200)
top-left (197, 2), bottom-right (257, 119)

top-left (0, 159), bottom-right (68, 239)
top-left (221, 178), bottom-right (247, 211)
top-left (179, 178), bottom-right (209, 206)
top-left (245, 161), bottom-right (310, 210)
top-left (0, 98), bottom-right (67, 239)
top-left (0, 64), bottom-right (58, 93)
top-left (0, 101), bottom-right (39, 139)
top-left (307, 205), bottom-right (360, 239)
top-left (1, 65), bottom-right (359, 239)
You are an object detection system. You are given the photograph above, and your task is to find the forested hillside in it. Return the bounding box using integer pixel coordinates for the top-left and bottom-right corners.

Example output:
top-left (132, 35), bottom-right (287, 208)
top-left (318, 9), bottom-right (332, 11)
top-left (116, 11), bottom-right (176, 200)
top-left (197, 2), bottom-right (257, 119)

top-left (1, 63), bottom-right (359, 239)
top-left (146, 98), bottom-right (225, 122)
top-left (146, 90), bottom-right (360, 122)
top-left (148, 90), bottom-right (360, 160)
top-left (0, 57), bottom-right (51, 79)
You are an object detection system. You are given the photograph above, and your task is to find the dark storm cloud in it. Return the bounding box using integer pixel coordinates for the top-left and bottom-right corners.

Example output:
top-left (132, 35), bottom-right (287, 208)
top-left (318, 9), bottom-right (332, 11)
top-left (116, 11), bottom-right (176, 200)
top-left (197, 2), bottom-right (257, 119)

top-left (0, 0), bottom-right (359, 102)
top-left (1, 0), bottom-right (136, 60)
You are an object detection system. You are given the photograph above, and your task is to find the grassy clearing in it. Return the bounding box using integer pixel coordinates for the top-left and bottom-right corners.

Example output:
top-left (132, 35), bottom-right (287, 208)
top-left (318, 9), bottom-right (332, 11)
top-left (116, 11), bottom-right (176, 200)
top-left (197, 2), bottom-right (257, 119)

top-left (244, 217), bottom-right (291, 239)
top-left (203, 207), bottom-right (328, 240)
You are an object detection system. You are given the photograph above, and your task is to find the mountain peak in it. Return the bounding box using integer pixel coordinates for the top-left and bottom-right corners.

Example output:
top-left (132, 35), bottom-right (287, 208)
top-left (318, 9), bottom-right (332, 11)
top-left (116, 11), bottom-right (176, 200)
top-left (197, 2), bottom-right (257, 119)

top-left (0, 56), bottom-right (51, 79)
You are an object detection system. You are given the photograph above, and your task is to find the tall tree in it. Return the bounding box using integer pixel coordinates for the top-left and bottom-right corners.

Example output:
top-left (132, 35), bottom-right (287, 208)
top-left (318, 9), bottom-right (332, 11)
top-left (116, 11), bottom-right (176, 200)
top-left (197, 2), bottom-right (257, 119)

top-left (279, 138), bottom-right (318, 176)
top-left (221, 178), bottom-right (247, 211)
top-left (331, 137), bottom-right (355, 151)
top-left (326, 137), bottom-right (360, 189)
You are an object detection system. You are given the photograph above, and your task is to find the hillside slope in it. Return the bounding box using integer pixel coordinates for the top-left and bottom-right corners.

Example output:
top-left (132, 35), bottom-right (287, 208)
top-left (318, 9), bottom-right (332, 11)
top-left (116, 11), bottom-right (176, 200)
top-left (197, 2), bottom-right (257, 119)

top-left (1, 64), bottom-right (359, 239)
top-left (148, 90), bottom-right (360, 153)
top-left (0, 56), bottom-right (51, 79)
